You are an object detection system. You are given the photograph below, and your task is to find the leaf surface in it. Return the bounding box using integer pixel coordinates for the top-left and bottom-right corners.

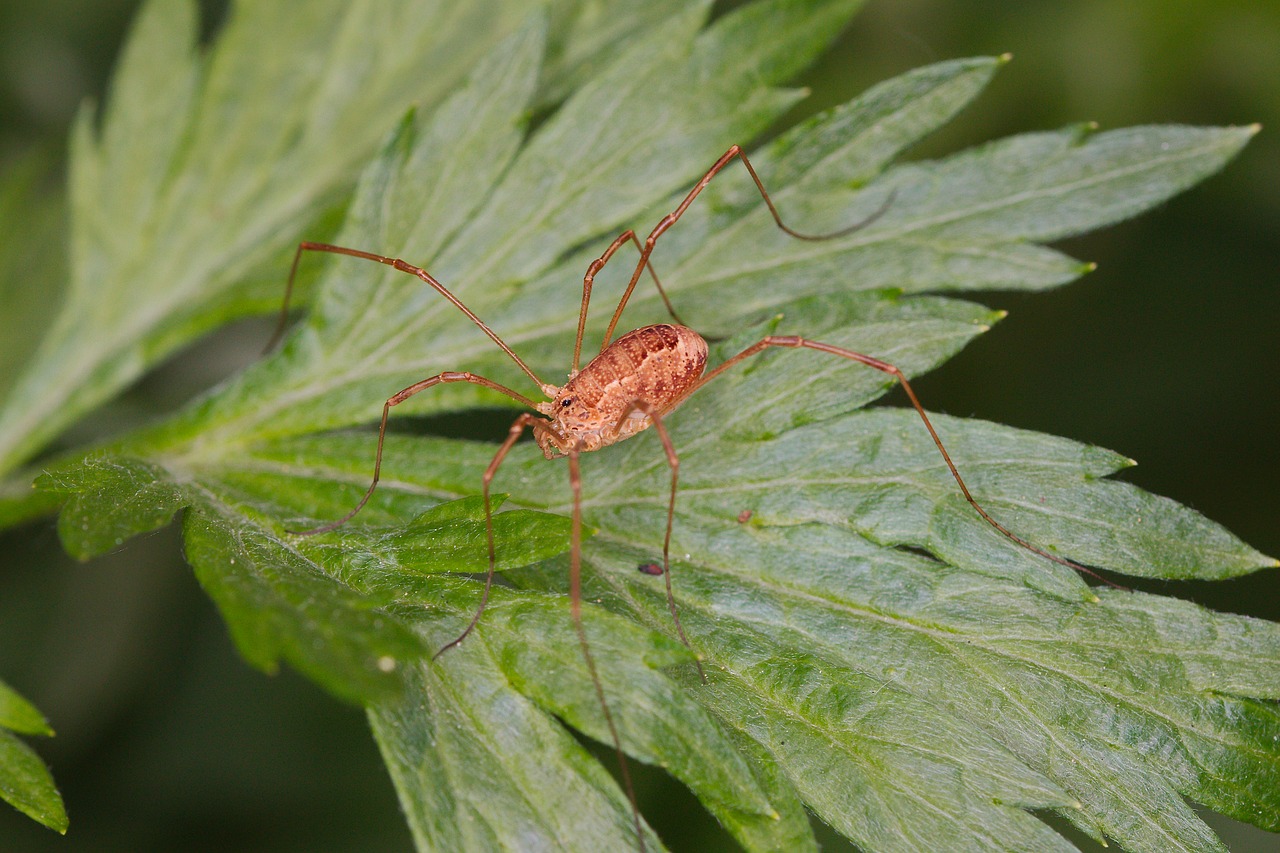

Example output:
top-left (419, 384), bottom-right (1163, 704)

top-left (0, 0), bottom-right (692, 479)
top-left (0, 680), bottom-right (65, 833)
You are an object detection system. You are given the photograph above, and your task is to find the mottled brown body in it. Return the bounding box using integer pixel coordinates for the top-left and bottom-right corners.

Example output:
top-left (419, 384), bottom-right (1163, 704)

top-left (536, 324), bottom-right (708, 458)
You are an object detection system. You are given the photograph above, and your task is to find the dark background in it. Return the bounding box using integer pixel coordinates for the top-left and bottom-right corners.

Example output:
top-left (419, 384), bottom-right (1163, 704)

top-left (1, 1), bottom-right (1276, 850)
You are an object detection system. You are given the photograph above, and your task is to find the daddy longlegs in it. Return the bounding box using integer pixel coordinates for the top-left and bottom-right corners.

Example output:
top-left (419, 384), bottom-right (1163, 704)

top-left (274, 145), bottom-right (1113, 850)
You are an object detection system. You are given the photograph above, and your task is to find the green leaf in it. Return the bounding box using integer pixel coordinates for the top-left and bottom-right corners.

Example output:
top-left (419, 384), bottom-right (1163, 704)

top-left (0, 0), bottom-right (693, 480)
top-left (369, 599), bottom-right (667, 852)
top-left (34, 451), bottom-right (574, 705)
top-left (373, 586), bottom-right (818, 851)
top-left (0, 680), bottom-right (53, 739)
top-left (28, 1), bottom-right (1279, 851)
top-left (41, 455), bottom-right (186, 560)
top-left (0, 150), bottom-right (66, 403)
top-left (183, 510), bottom-right (429, 703)
top-left (0, 150), bottom-right (68, 529)
top-left (0, 680), bottom-right (66, 834)
top-left (21, 10), bottom-right (585, 706)
top-left (126, 0), bottom-right (863, 460)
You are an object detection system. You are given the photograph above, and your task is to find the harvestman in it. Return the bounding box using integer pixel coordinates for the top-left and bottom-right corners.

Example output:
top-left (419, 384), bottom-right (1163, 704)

top-left (275, 145), bottom-right (1105, 848)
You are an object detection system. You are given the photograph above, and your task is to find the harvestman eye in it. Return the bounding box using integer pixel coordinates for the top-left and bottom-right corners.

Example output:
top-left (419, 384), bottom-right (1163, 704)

top-left (268, 144), bottom-right (1116, 852)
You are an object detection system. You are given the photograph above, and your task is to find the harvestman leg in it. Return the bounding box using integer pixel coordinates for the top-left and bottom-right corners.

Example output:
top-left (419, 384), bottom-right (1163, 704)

top-left (431, 412), bottom-right (553, 657)
top-left (435, 401), bottom-right (705, 848)
top-left (292, 372), bottom-right (541, 535)
top-left (565, 445), bottom-right (646, 848)
top-left (613, 400), bottom-right (707, 683)
top-left (434, 414), bottom-right (647, 847)
top-left (696, 335), bottom-right (1119, 585)
top-left (596, 144), bottom-right (895, 352)
top-left (572, 230), bottom-right (683, 373)
top-left (299, 390), bottom-right (650, 841)
top-left (292, 375), bottom-right (649, 840)
top-left (265, 242), bottom-right (551, 394)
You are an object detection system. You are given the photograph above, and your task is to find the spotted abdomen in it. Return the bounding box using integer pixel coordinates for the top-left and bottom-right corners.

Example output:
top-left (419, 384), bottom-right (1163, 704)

top-left (544, 324), bottom-right (709, 455)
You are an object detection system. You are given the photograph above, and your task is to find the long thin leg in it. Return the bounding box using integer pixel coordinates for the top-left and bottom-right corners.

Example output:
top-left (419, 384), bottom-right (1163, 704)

top-left (615, 400), bottom-right (706, 683)
top-left (433, 412), bottom-right (552, 658)
top-left (432, 426), bottom-right (646, 848)
top-left (263, 240), bottom-right (315, 354)
top-left (696, 336), bottom-right (1124, 588)
top-left (566, 446), bottom-right (645, 851)
top-left (291, 372), bottom-right (542, 536)
top-left (572, 230), bottom-right (683, 374)
top-left (600, 145), bottom-right (895, 350)
top-left (265, 242), bottom-right (553, 394)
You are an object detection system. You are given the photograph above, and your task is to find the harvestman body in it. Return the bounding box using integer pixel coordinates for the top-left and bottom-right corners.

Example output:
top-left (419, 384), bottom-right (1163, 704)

top-left (274, 145), bottom-right (1105, 850)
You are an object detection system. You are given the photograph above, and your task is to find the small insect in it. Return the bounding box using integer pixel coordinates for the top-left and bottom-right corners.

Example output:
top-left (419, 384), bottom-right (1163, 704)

top-left (276, 145), bottom-right (1105, 850)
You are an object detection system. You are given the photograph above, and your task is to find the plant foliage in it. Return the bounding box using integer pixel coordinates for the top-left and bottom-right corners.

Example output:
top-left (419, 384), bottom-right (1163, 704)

top-left (2, 1), bottom-right (1277, 850)
top-left (0, 679), bottom-right (64, 833)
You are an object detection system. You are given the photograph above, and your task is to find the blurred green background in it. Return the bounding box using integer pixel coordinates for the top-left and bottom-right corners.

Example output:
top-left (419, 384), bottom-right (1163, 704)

top-left (1, 1), bottom-right (1276, 850)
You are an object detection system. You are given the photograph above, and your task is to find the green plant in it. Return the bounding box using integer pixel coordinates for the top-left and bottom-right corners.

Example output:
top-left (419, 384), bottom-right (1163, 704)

top-left (1, 1), bottom-right (1276, 850)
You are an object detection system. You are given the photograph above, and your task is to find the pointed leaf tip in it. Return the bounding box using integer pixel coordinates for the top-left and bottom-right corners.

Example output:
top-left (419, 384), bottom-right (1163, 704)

top-left (0, 680), bottom-right (55, 738)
